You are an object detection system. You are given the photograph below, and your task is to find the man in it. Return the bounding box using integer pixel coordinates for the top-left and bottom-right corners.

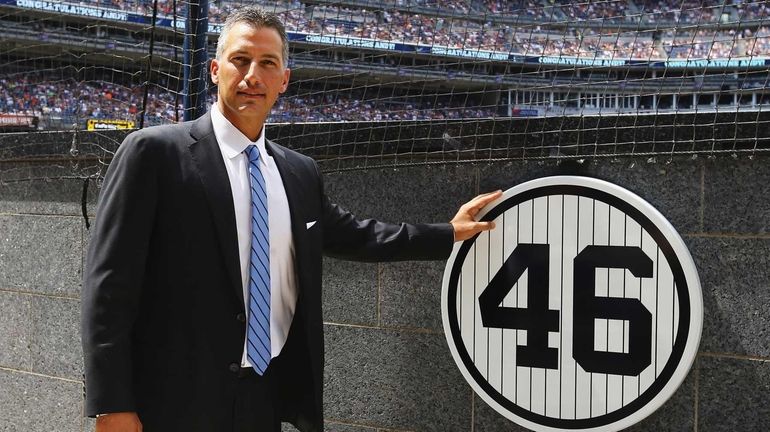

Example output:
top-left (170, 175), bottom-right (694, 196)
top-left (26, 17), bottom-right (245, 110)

top-left (82, 6), bottom-right (500, 432)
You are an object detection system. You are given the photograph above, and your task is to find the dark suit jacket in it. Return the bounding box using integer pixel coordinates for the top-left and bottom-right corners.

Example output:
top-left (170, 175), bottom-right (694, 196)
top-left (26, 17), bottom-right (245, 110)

top-left (81, 112), bottom-right (454, 431)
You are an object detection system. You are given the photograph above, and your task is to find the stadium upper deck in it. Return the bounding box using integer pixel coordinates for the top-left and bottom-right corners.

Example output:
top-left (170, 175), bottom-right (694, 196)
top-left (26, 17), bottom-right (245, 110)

top-left (3, 0), bottom-right (770, 129)
top-left (25, 0), bottom-right (770, 26)
top-left (4, 0), bottom-right (770, 60)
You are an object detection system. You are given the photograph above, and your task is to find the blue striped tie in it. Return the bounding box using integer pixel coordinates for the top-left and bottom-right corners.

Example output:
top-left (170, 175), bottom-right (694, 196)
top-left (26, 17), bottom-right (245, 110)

top-left (245, 145), bottom-right (271, 375)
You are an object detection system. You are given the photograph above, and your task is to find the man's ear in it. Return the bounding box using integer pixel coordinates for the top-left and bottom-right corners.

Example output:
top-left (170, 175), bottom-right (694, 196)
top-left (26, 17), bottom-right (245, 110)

top-left (280, 68), bottom-right (291, 93)
top-left (210, 58), bottom-right (220, 85)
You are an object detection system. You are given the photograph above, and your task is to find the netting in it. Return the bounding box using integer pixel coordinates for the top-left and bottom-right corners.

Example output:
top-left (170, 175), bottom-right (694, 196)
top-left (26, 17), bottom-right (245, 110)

top-left (2, 0), bottom-right (770, 179)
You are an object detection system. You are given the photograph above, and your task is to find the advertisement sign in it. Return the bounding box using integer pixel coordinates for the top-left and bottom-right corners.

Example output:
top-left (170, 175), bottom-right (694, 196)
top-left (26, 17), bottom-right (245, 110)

top-left (87, 119), bottom-right (135, 131)
top-left (442, 176), bottom-right (703, 431)
top-left (0, 114), bottom-right (38, 129)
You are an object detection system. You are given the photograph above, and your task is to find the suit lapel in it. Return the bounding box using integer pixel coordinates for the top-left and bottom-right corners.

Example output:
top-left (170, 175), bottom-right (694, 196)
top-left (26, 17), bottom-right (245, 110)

top-left (188, 113), bottom-right (245, 309)
top-left (267, 140), bottom-right (323, 392)
top-left (266, 140), bottom-right (308, 294)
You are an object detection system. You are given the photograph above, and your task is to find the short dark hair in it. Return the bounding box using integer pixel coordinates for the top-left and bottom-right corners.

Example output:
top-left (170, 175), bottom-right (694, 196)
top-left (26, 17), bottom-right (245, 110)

top-left (215, 6), bottom-right (289, 67)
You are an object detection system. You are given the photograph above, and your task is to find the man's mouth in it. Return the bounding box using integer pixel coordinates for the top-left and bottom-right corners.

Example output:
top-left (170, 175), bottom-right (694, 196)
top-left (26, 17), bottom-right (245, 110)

top-left (238, 92), bottom-right (265, 98)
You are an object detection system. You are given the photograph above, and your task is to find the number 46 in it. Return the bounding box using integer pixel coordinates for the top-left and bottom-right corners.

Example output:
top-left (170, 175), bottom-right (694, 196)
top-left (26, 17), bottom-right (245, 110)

top-left (478, 244), bottom-right (654, 376)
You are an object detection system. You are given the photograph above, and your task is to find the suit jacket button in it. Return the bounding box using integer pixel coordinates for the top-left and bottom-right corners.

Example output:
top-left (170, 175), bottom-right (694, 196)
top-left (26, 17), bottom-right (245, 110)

top-left (236, 313), bottom-right (246, 322)
top-left (229, 363), bottom-right (240, 373)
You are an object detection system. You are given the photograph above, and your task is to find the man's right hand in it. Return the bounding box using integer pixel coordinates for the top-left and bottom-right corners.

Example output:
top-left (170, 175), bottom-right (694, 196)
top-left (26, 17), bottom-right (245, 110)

top-left (95, 412), bottom-right (142, 432)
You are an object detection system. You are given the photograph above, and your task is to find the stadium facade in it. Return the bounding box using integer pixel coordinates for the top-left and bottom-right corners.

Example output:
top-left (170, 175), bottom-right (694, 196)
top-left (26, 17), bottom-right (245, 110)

top-left (2, 0), bottom-right (770, 131)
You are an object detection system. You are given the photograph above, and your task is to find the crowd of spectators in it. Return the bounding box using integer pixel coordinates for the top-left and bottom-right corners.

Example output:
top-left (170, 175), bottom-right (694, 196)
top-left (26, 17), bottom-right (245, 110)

top-left (512, 31), bottom-right (658, 58)
top-left (480, 1), bottom-right (554, 19)
top-left (0, 72), bottom-right (182, 126)
top-left (558, 0), bottom-right (630, 22)
top-left (0, 70), bottom-right (499, 127)
top-left (270, 91), bottom-right (496, 122)
top-left (735, 0), bottom-right (770, 21)
top-left (639, 0), bottom-right (725, 24)
top-left (745, 26), bottom-right (770, 56)
top-left (659, 27), bottom-right (769, 59)
top-left (59, 0), bottom-right (770, 60)
top-left (77, 0), bottom-right (770, 26)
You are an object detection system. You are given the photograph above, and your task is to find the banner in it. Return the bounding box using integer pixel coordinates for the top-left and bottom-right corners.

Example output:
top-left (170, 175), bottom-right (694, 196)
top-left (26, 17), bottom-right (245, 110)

top-left (0, 114), bottom-right (38, 129)
top-left (87, 119), bottom-right (135, 131)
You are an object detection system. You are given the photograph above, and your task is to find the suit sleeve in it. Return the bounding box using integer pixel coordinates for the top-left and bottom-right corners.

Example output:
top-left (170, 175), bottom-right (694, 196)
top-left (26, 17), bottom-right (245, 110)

top-left (81, 131), bottom-right (159, 417)
top-left (316, 164), bottom-right (455, 262)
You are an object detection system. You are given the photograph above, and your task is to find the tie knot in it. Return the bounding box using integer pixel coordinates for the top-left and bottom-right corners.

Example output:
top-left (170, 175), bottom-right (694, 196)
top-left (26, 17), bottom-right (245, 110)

top-left (245, 145), bottom-right (260, 163)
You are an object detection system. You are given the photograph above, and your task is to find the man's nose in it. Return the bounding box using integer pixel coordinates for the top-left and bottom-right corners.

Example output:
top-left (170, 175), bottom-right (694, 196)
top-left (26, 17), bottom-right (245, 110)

top-left (243, 62), bottom-right (261, 86)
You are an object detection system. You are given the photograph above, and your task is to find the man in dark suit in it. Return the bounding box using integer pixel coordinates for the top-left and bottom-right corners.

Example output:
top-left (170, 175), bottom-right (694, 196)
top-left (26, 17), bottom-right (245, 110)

top-left (82, 6), bottom-right (500, 432)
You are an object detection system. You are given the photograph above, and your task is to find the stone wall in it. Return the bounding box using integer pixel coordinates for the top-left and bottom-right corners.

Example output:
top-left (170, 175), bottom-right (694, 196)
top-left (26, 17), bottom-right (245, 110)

top-left (1, 131), bottom-right (768, 431)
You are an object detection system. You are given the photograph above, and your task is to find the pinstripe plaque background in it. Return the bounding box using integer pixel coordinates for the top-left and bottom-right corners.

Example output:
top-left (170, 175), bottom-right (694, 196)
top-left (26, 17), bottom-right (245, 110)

top-left (442, 177), bottom-right (703, 432)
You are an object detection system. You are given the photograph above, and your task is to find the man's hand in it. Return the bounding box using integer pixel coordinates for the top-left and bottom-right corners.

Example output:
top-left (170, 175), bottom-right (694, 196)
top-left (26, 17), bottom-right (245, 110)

top-left (95, 412), bottom-right (142, 432)
top-left (450, 190), bottom-right (503, 241)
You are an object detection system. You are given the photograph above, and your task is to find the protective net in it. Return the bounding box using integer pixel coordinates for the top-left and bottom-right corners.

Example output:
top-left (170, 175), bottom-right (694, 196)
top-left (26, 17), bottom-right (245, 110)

top-left (1, 0), bottom-right (770, 179)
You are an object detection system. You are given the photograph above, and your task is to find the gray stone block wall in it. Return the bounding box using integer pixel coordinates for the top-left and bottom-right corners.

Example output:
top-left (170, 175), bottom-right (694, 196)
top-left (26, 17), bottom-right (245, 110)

top-left (0, 199), bottom-right (87, 431)
top-left (2, 157), bottom-right (769, 432)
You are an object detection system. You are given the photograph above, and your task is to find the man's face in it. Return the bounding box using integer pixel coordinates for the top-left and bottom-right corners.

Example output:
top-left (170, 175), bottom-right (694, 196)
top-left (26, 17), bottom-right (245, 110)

top-left (210, 23), bottom-right (290, 136)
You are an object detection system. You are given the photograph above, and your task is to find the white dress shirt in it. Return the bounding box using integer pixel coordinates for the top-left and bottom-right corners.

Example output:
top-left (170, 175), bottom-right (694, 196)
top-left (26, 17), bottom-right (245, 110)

top-left (210, 104), bottom-right (298, 367)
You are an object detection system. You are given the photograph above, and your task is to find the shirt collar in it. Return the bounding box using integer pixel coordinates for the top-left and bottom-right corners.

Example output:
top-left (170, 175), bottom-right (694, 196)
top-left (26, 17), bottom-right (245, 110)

top-left (210, 102), bottom-right (267, 159)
